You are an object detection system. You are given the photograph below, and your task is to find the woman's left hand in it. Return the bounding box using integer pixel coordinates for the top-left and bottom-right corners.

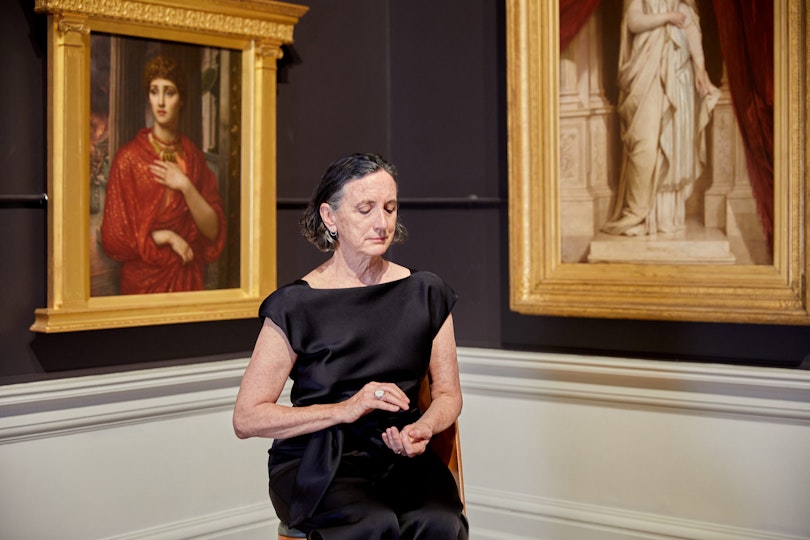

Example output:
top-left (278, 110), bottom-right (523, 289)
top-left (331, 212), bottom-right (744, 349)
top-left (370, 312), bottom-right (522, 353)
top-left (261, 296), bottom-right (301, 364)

top-left (151, 160), bottom-right (190, 194)
top-left (694, 68), bottom-right (713, 97)
top-left (382, 422), bottom-right (433, 458)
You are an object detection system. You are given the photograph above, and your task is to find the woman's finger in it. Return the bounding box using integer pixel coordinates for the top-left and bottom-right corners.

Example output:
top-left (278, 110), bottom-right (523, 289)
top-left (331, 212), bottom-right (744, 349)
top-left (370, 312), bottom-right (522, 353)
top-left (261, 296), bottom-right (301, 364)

top-left (368, 382), bottom-right (409, 409)
top-left (383, 427), bottom-right (405, 455)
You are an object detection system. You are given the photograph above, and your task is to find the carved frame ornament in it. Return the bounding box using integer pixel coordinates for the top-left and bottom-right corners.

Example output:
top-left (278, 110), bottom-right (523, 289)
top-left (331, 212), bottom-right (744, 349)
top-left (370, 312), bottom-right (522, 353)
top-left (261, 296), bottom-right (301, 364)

top-left (507, 0), bottom-right (809, 324)
top-left (32, 0), bottom-right (308, 332)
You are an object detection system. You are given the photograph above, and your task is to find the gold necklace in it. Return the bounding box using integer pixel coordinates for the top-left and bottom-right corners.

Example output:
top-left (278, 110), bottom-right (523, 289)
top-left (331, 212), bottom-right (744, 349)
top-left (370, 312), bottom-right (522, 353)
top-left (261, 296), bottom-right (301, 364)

top-left (149, 131), bottom-right (182, 162)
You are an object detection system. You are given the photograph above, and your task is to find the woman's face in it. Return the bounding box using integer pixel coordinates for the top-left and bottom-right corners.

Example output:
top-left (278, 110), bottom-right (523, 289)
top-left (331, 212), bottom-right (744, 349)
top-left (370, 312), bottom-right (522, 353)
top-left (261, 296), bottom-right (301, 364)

top-left (322, 170), bottom-right (399, 259)
top-left (148, 78), bottom-right (182, 131)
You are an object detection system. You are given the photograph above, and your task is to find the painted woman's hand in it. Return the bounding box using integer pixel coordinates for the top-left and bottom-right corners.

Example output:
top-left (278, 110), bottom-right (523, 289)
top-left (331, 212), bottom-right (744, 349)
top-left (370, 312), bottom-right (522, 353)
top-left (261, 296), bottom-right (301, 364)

top-left (694, 68), bottom-right (712, 97)
top-left (151, 229), bottom-right (193, 263)
top-left (150, 160), bottom-right (191, 194)
top-left (667, 11), bottom-right (686, 28)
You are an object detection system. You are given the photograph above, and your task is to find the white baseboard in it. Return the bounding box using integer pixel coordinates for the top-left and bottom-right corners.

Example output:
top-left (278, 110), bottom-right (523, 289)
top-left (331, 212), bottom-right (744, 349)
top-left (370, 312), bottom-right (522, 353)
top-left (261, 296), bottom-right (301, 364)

top-left (104, 503), bottom-right (275, 540)
top-left (466, 486), bottom-right (808, 540)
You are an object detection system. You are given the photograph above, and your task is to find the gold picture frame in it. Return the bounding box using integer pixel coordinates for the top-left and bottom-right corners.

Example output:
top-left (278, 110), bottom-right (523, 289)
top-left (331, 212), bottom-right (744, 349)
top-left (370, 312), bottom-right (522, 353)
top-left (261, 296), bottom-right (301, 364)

top-left (507, 0), bottom-right (809, 324)
top-left (31, 0), bottom-right (308, 332)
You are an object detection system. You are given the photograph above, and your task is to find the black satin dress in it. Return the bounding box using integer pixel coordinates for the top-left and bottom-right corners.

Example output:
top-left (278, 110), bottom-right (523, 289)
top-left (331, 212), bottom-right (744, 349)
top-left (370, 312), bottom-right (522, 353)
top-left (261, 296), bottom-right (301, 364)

top-left (259, 271), bottom-right (468, 539)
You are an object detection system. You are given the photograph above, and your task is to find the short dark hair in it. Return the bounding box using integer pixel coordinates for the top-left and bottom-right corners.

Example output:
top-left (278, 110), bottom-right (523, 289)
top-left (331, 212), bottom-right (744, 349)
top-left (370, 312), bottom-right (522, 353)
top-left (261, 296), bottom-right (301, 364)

top-left (301, 153), bottom-right (408, 252)
top-left (142, 54), bottom-right (187, 100)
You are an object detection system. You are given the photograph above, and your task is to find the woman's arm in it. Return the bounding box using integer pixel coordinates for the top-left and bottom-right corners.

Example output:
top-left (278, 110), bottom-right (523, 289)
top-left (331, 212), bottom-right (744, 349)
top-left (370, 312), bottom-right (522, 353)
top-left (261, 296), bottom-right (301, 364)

top-left (233, 318), bottom-right (410, 440)
top-left (422, 315), bottom-right (463, 434)
top-left (624, 0), bottom-right (686, 34)
top-left (680, 5), bottom-right (713, 96)
top-left (383, 315), bottom-right (463, 457)
top-left (150, 229), bottom-right (193, 263)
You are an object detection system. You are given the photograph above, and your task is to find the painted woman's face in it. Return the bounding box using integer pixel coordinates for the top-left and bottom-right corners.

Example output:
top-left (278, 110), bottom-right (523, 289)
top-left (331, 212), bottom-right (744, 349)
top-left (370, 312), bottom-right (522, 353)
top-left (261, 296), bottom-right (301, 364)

top-left (148, 78), bottom-right (182, 131)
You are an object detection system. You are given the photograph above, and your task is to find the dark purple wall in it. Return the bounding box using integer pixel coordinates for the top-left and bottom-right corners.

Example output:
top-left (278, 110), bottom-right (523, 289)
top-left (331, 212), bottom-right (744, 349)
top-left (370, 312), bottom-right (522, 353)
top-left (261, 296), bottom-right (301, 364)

top-left (1, 0), bottom-right (806, 385)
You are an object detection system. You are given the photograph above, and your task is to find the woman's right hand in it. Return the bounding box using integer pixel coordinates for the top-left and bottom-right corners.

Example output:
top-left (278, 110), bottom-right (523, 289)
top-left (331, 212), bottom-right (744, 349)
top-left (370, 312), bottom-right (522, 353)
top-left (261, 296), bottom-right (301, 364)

top-left (151, 229), bottom-right (193, 263)
top-left (340, 382), bottom-right (409, 423)
top-left (668, 11), bottom-right (686, 28)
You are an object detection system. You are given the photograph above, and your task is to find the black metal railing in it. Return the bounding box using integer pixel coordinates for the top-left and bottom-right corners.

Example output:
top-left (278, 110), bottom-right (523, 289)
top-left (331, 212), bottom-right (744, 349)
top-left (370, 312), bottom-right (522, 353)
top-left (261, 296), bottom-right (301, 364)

top-left (0, 194), bottom-right (48, 209)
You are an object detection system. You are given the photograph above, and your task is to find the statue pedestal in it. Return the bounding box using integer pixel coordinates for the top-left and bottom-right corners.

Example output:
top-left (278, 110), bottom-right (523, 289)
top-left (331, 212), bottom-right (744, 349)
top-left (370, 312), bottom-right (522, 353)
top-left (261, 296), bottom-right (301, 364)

top-left (587, 221), bottom-right (736, 264)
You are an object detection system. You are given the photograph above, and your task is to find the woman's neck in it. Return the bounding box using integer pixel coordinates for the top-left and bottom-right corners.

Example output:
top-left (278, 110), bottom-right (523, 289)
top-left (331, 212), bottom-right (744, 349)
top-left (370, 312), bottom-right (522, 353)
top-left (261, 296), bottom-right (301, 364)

top-left (315, 253), bottom-right (388, 288)
top-left (151, 124), bottom-right (178, 144)
top-left (338, 253), bottom-right (387, 285)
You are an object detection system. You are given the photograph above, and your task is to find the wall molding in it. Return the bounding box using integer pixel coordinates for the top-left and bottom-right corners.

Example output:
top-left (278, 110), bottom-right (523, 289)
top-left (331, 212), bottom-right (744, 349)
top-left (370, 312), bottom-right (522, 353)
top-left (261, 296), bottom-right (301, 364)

top-left (0, 359), bottom-right (249, 444)
top-left (458, 348), bottom-right (810, 422)
top-left (3, 350), bottom-right (807, 433)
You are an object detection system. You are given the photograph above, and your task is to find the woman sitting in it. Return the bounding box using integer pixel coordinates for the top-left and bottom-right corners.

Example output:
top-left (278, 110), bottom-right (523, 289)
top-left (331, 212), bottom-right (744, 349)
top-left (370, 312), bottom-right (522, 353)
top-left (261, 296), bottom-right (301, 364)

top-left (233, 153), bottom-right (468, 539)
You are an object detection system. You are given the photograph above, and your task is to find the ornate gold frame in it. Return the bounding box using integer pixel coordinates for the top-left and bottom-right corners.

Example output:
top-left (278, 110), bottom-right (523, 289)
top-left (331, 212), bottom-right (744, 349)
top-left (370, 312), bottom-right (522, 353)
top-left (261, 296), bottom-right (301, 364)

top-left (31, 0), bottom-right (307, 332)
top-left (507, 0), bottom-right (809, 324)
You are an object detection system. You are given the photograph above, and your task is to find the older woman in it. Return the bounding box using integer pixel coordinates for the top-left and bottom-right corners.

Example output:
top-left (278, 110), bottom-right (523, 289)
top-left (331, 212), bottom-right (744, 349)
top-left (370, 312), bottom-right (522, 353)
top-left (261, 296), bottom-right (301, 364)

top-left (101, 54), bottom-right (226, 294)
top-left (233, 153), bottom-right (467, 539)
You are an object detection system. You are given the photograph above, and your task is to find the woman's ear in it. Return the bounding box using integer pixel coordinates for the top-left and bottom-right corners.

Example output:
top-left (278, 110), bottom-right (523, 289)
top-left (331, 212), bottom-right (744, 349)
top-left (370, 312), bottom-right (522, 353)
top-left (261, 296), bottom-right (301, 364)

top-left (319, 202), bottom-right (336, 231)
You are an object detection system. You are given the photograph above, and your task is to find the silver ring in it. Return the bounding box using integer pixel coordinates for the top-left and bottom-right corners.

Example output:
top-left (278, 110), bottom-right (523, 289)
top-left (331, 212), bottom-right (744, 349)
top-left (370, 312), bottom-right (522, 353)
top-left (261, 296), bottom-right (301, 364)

top-left (374, 389), bottom-right (385, 399)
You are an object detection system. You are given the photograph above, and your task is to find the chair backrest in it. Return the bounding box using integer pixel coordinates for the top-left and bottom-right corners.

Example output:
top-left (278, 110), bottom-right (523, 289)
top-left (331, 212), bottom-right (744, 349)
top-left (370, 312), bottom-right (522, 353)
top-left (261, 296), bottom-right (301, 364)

top-left (279, 375), bottom-right (465, 539)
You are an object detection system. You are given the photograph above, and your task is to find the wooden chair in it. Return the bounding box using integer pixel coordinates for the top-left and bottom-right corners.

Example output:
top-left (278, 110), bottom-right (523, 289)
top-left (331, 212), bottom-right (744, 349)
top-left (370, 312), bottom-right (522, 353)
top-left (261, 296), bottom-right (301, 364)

top-left (278, 375), bottom-right (465, 539)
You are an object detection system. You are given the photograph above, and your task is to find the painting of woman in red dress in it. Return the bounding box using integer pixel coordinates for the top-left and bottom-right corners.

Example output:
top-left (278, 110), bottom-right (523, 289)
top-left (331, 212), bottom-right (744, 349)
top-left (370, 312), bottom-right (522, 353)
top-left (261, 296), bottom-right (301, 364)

top-left (101, 54), bottom-right (226, 295)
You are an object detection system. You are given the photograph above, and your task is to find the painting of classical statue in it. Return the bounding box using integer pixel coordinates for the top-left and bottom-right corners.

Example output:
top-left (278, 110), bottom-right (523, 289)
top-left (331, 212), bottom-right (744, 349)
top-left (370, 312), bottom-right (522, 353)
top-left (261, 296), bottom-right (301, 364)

top-left (558, 0), bottom-right (773, 266)
top-left (89, 35), bottom-right (243, 296)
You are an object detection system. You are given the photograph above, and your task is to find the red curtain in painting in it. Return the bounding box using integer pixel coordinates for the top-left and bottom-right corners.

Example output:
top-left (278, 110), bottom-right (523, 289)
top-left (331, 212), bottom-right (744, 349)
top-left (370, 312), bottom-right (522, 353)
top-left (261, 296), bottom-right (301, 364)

top-left (712, 0), bottom-right (774, 247)
top-left (560, 0), bottom-right (601, 52)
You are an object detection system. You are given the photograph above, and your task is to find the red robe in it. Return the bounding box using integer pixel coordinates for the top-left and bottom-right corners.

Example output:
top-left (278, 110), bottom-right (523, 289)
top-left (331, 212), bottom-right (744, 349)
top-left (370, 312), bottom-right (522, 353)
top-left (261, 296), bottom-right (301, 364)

top-left (101, 128), bottom-right (226, 294)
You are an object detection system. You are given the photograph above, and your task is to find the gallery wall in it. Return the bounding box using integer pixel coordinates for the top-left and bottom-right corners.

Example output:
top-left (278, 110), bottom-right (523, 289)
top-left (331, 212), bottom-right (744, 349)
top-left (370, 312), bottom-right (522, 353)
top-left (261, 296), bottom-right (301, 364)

top-left (1, 0), bottom-right (808, 386)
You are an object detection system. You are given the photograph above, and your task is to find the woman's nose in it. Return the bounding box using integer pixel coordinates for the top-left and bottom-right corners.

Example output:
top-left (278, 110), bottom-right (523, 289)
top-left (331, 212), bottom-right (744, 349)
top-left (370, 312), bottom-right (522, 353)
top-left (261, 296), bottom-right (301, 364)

top-left (373, 208), bottom-right (388, 228)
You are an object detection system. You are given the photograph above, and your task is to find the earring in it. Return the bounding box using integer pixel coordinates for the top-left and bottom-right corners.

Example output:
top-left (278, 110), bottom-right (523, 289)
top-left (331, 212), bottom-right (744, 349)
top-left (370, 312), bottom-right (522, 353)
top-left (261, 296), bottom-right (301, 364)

top-left (328, 229), bottom-right (337, 238)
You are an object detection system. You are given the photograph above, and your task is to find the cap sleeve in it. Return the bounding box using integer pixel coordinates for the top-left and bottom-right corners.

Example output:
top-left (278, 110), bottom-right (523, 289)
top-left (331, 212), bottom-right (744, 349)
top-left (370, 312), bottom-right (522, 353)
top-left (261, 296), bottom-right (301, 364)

top-left (417, 271), bottom-right (458, 337)
top-left (258, 281), bottom-right (307, 339)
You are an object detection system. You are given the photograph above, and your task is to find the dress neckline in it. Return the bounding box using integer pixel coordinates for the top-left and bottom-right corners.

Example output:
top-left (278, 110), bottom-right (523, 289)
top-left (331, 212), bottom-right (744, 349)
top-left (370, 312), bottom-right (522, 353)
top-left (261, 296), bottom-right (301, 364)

top-left (298, 270), bottom-right (414, 291)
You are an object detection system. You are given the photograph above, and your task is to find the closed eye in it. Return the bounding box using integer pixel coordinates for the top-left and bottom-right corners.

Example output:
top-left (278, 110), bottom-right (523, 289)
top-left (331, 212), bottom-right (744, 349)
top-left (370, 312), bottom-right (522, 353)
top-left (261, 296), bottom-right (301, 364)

top-left (356, 201), bottom-right (397, 215)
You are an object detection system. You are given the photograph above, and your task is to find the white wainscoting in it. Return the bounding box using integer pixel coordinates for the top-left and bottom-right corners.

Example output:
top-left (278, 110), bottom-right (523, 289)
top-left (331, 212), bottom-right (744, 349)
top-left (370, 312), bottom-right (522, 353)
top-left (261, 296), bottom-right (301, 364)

top-left (0, 359), bottom-right (274, 540)
top-left (458, 349), bottom-right (810, 540)
top-left (1, 349), bottom-right (809, 540)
